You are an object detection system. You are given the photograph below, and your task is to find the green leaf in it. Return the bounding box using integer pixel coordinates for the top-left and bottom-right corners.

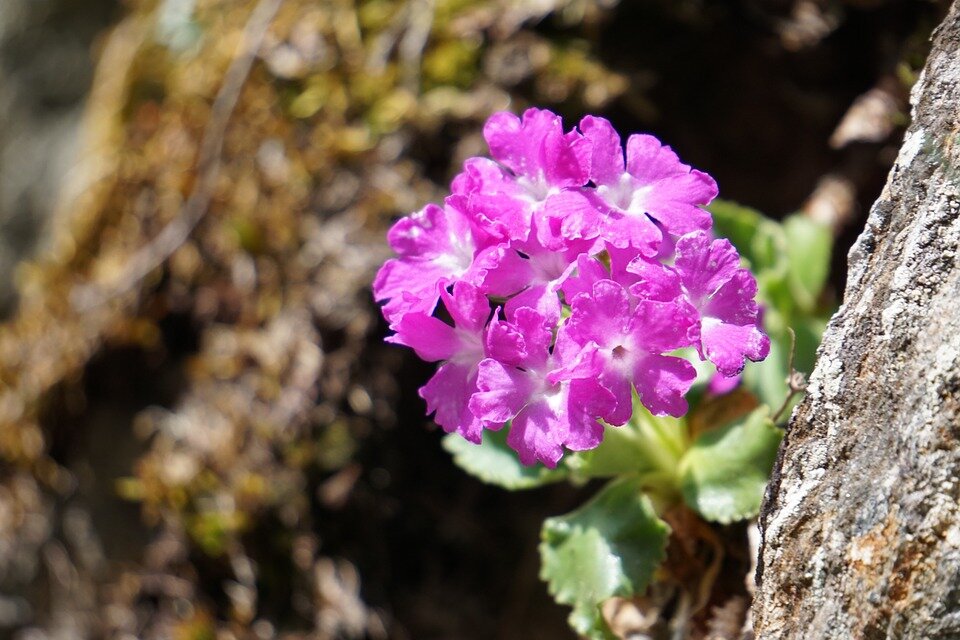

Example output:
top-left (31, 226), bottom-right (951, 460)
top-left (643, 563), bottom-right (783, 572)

top-left (540, 477), bottom-right (670, 638)
top-left (678, 406), bottom-right (783, 524)
top-left (783, 214), bottom-right (832, 312)
top-left (708, 199), bottom-right (763, 251)
top-left (792, 313), bottom-right (829, 374)
top-left (442, 428), bottom-right (566, 490)
top-left (566, 410), bottom-right (684, 482)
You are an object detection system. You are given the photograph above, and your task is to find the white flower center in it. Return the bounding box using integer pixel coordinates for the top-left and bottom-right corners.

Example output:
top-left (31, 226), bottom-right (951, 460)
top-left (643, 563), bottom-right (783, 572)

top-left (516, 172), bottom-right (551, 203)
top-left (432, 230), bottom-right (475, 276)
top-left (529, 250), bottom-right (568, 283)
top-left (596, 172), bottom-right (652, 215)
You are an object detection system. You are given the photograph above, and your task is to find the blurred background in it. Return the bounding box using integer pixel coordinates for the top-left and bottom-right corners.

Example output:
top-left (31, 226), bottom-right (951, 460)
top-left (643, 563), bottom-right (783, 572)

top-left (0, 0), bottom-right (948, 638)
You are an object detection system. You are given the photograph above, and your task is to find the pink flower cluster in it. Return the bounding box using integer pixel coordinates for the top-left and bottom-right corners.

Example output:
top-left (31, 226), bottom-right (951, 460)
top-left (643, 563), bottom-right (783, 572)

top-left (374, 109), bottom-right (769, 467)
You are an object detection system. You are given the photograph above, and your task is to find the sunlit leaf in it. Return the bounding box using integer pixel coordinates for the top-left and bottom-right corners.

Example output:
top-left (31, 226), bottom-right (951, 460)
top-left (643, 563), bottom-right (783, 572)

top-left (783, 214), bottom-right (832, 312)
top-left (678, 406), bottom-right (782, 524)
top-left (442, 428), bottom-right (567, 490)
top-left (540, 477), bottom-right (670, 638)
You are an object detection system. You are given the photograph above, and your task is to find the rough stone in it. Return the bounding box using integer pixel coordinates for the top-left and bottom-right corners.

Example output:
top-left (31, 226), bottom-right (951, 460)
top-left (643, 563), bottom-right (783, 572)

top-left (754, 3), bottom-right (960, 637)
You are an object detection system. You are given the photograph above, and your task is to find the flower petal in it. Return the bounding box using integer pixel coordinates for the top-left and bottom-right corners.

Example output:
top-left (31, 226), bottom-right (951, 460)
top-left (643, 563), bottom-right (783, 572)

top-left (470, 358), bottom-right (537, 425)
top-left (701, 319), bottom-right (770, 377)
top-left (440, 281), bottom-right (491, 334)
top-left (673, 232), bottom-right (742, 302)
top-left (579, 115), bottom-right (624, 185)
top-left (387, 313), bottom-right (460, 361)
top-left (507, 397), bottom-right (565, 467)
top-left (632, 354), bottom-right (697, 417)
top-left (420, 362), bottom-right (484, 443)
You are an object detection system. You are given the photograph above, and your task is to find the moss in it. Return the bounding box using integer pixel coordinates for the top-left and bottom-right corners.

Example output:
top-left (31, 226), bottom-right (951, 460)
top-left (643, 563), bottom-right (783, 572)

top-left (0, 0), bottom-right (632, 633)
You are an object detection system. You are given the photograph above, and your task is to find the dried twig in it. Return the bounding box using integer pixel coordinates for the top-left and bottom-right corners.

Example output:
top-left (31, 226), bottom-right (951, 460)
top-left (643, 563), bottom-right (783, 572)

top-left (772, 327), bottom-right (808, 424)
top-left (71, 0), bottom-right (285, 312)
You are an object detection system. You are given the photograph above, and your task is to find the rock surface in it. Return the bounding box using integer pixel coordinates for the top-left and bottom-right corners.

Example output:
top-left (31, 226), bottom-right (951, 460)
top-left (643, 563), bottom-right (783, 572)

top-left (754, 2), bottom-right (960, 637)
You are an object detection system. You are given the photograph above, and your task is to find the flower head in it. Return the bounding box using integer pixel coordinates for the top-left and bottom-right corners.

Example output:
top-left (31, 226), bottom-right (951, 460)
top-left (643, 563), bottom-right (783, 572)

top-left (374, 108), bottom-right (768, 465)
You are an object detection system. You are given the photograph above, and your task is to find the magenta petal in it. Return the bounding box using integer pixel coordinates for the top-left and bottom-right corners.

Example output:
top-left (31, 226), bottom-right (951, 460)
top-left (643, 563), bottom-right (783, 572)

top-left (507, 398), bottom-right (565, 468)
top-left (470, 359), bottom-right (536, 425)
top-left (622, 134), bottom-right (717, 236)
top-left (563, 380), bottom-right (610, 450)
top-left (701, 320), bottom-right (771, 377)
top-left (420, 362), bottom-right (484, 443)
top-left (565, 280), bottom-right (633, 347)
top-left (543, 128), bottom-right (591, 187)
top-left (595, 369), bottom-right (634, 426)
top-left (387, 202), bottom-right (480, 264)
top-left (484, 312), bottom-right (528, 366)
top-left (450, 158), bottom-right (532, 242)
top-left (374, 202), bottom-right (484, 324)
top-left (483, 108), bottom-right (589, 188)
top-left (642, 172), bottom-right (716, 234)
top-left (632, 354), bottom-right (696, 417)
top-left (579, 115), bottom-right (624, 185)
top-left (549, 334), bottom-right (602, 383)
top-left (624, 134), bottom-right (686, 183)
top-left (563, 415), bottom-right (604, 452)
top-left (440, 282), bottom-right (491, 334)
top-left (504, 282), bottom-right (562, 326)
top-left (510, 307), bottom-right (554, 359)
top-left (541, 189), bottom-right (602, 247)
top-left (601, 210), bottom-right (662, 255)
top-left (483, 109), bottom-right (557, 179)
top-left (704, 270), bottom-right (761, 327)
top-left (387, 313), bottom-right (459, 361)
top-left (387, 203), bottom-right (445, 256)
top-left (470, 194), bottom-right (533, 242)
top-left (507, 379), bottom-right (609, 466)
top-left (373, 258), bottom-right (445, 324)
top-left (673, 232), bottom-right (742, 301)
top-left (476, 245), bottom-right (534, 297)
top-left (629, 299), bottom-right (699, 353)
top-left (626, 257), bottom-right (682, 301)
top-left (560, 254), bottom-right (609, 302)
top-left (708, 371), bottom-right (742, 395)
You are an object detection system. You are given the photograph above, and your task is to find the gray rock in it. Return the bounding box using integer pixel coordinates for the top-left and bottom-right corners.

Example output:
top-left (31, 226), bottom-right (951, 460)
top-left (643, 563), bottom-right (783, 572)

top-left (754, 3), bottom-right (960, 637)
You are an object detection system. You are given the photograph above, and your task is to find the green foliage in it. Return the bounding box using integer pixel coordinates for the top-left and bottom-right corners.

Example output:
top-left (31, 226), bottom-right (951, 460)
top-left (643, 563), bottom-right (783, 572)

top-left (442, 428), bottom-right (567, 490)
top-left (566, 409), bottom-right (685, 482)
top-left (539, 477), bottom-right (670, 638)
top-left (784, 215), bottom-right (833, 313)
top-left (678, 406), bottom-right (783, 524)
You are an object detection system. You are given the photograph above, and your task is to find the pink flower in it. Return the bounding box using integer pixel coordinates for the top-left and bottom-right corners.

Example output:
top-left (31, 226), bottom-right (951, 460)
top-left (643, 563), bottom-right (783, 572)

top-left (375, 108), bottom-right (769, 466)
top-left (470, 308), bottom-right (614, 467)
top-left (671, 231), bottom-right (770, 376)
top-left (373, 203), bottom-right (487, 325)
top-left (448, 158), bottom-right (533, 242)
top-left (557, 280), bottom-right (699, 421)
top-left (451, 109), bottom-right (596, 248)
top-left (476, 220), bottom-right (598, 324)
top-left (483, 108), bottom-right (591, 190)
top-left (708, 371), bottom-right (741, 395)
top-left (577, 116), bottom-right (717, 251)
top-left (388, 282), bottom-right (491, 443)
